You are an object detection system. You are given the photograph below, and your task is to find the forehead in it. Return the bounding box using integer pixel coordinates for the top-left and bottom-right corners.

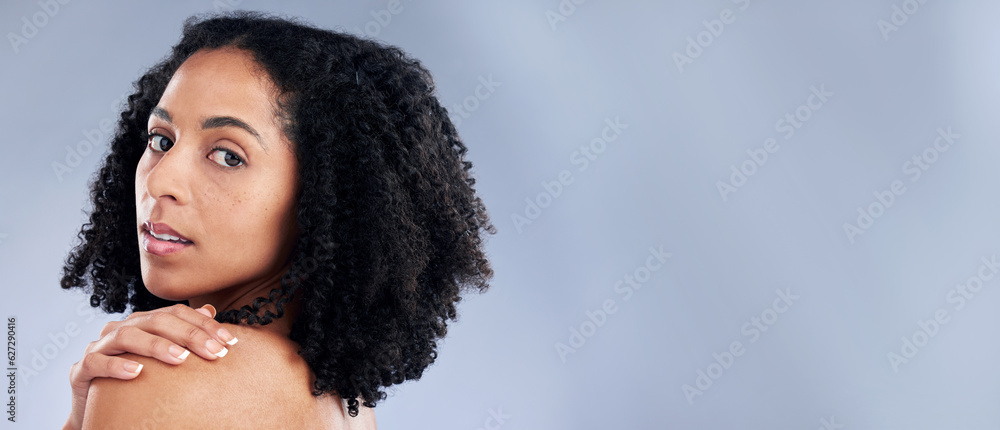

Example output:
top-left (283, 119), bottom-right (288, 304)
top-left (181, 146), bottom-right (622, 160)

top-left (155, 47), bottom-right (280, 126)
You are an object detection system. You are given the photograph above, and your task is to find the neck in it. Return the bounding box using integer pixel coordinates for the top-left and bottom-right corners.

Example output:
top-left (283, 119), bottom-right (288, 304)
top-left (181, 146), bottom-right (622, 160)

top-left (187, 262), bottom-right (300, 338)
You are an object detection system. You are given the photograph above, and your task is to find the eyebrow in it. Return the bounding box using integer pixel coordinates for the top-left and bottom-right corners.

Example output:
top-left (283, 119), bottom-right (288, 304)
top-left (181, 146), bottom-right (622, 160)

top-left (151, 107), bottom-right (268, 152)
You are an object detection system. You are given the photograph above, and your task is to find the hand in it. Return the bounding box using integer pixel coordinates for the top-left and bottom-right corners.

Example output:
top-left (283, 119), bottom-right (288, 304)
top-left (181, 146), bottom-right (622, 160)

top-left (62, 303), bottom-right (238, 430)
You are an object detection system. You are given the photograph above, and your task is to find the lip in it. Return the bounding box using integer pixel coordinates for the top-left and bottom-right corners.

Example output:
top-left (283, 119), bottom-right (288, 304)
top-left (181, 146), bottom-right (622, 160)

top-left (141, 220), bottom-right (193, 256)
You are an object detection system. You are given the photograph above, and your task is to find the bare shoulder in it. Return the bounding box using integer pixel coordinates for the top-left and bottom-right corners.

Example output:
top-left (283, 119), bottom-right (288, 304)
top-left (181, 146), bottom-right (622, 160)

top-left (83, 323), bottom-right (377, 430)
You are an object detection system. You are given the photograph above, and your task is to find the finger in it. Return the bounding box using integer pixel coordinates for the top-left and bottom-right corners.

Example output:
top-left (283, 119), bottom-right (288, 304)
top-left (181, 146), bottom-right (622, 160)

top-left (99, 320), bottom-right (121, 338)
top-left (135, 310), bottom-right (233, 360)
top-left (195, 304), bottom-right (217, 319)
top-left (131, 304), bottom-right (233, 347)
top-left (96, 325), bottom-right (192, 365)
top-left (166, 303), bottom-right (234, 346)
top-left (70, 353), bottom-right (144, 387)
top-left (109, 304), bottom-right (236, 360)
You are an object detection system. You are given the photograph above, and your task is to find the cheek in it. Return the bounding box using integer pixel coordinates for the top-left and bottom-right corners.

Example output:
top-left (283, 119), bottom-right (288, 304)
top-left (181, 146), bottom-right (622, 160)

top-left (202, 186), bottom-right (293, 260)
top-left (134, 153), bottom-right (151, 198)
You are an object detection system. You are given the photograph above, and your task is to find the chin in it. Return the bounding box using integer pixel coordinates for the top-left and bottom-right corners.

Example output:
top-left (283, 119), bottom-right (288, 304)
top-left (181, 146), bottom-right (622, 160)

top-left (141, 273), bottom-right (196, 302)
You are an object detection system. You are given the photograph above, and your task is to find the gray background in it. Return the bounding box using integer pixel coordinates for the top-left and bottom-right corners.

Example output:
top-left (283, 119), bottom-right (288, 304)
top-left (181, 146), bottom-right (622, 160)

top-left (1, 0), bottom-right (998, 428)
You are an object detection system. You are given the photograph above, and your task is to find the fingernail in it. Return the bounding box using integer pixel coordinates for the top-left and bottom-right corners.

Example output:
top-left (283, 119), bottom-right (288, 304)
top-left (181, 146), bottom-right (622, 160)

top-left (206, 339), bottom-right (228, 357)
top-left (218, 328), bottom-right (238, 345)
top-left (169, 345), bottom-right (190, 360)
top-left (196, 307), bottom-right (212, 318)
top-left (124, 361), bottom-right (143, 374)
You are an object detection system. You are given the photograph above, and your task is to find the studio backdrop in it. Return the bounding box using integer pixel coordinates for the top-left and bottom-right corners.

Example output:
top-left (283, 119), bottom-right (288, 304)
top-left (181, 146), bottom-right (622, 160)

top-left (2, 1), bottom-right (1000, 428)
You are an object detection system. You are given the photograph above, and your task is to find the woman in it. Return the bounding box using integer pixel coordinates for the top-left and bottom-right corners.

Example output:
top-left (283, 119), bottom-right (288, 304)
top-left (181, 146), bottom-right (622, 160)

top-left (59, 11), bottom-right (495, 429)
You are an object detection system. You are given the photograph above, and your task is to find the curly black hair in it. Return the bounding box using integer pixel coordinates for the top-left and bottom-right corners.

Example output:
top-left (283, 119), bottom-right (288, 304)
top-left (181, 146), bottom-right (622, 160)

top-left (60, 11), bottom-right (495, 418)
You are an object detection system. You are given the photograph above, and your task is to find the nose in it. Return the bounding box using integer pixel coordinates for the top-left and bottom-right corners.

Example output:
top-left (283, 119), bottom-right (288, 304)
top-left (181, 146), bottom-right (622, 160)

top-left (141, 142), bottom-right (193, 205)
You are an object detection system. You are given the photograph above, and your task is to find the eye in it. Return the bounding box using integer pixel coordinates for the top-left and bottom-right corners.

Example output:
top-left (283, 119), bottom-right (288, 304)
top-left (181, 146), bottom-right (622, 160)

top-left (148, 134), bottom-right (173, 152)
top-left (209, 146), bottom-right (245, 168)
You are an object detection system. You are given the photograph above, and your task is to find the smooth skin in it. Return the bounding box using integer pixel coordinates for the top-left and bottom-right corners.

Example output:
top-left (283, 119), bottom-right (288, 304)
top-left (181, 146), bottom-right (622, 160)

top-left (63, 303), bottom-right (236, 430)
top-left (63, 47), bottom-right (376, 429)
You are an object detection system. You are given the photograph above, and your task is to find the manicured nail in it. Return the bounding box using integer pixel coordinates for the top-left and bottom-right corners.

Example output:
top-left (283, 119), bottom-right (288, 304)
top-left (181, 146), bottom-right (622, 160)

top-left (124, 361), bottom-right (143, 374)
top-left (217, 328), bottom-right (238, 345)
top-left (206, 339), bottom-right (227, 357)
top-left (196, 307), bottom-right (212, 318)
top-left (169, 345), bottom-right (190, 360)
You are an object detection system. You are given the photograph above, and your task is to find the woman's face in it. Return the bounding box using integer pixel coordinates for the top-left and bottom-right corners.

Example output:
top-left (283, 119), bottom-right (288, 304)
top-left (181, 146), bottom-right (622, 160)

top-left (135, 47), bottom-right (299, 303)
